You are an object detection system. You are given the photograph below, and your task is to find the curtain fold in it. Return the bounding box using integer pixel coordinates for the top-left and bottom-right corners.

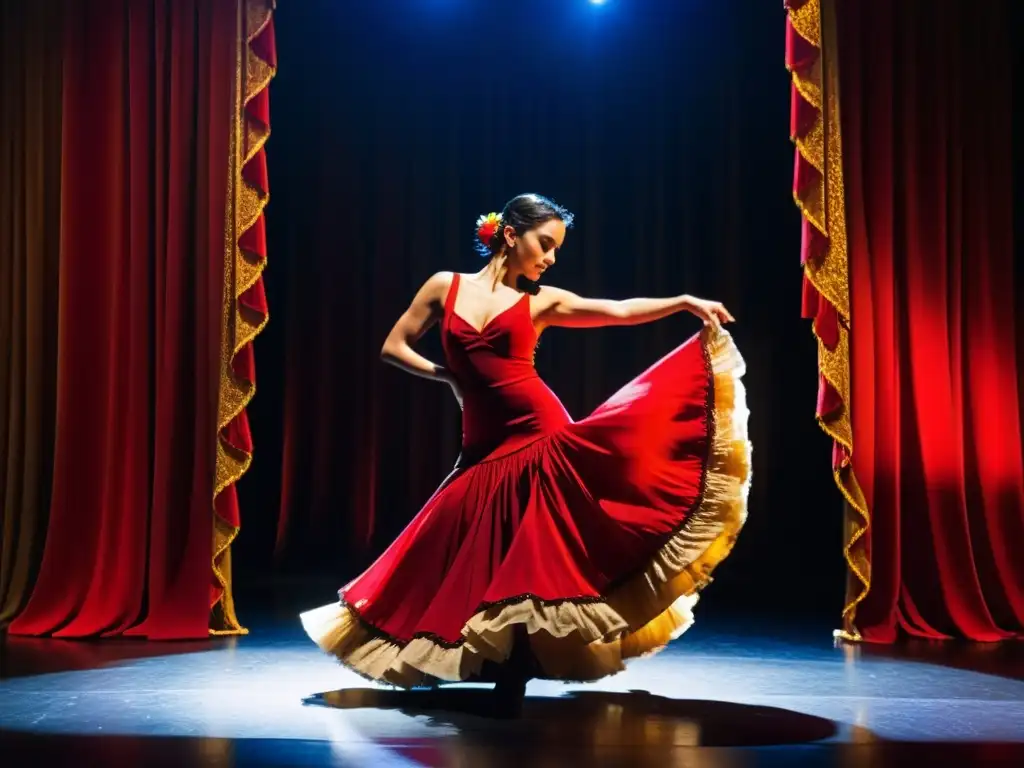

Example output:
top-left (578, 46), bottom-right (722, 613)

top-left (6, 0), bottom-right (237, 640)
top-left (785, 0), bottom-right (868, 639)
top-left (211, 0), bottom-right (275, 636)
top-left (0, 1), bottom-right (63, 626)
top-left (840, 0), bottom-right (1024, 641)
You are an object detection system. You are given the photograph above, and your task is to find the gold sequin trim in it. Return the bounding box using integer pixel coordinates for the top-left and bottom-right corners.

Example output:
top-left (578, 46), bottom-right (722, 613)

top-left (789, 0), bottom-right (821, 48)
top-left (211, 0), bottom-right (276, 636)
top-left (787, 0), bottom-right (870, 641)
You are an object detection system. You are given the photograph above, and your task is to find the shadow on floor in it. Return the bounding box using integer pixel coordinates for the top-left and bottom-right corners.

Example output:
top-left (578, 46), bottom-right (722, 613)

top-left (305, 686), bottom-right (840, 748)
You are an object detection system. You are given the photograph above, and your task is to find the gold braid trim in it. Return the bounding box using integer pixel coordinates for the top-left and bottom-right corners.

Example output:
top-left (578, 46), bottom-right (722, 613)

top-left (787, 0), bottom-right (870, 641)
top-left (299, 328), bottom-right (751, 686)
top-left (211, 0), bottom-right (275, 636)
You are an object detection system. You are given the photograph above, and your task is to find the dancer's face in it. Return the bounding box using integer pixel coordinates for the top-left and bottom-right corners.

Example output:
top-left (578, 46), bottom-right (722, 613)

top-left (505, 218), bottom-right (566, 282)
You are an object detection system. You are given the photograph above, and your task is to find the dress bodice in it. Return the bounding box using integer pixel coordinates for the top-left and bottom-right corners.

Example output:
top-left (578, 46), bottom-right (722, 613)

top-left (442, 273), bottom-right (571, 462)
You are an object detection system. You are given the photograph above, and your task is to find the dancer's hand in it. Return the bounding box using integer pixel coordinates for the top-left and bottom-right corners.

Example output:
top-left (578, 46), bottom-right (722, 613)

top-left (683, 296), bottom-right (735, 333)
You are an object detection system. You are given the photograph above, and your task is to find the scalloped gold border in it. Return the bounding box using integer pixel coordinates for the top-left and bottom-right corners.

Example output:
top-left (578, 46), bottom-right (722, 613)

top-left (787, 0), bottom-right (870, 641)
top-left (211, 0), bottom-right (275, 636)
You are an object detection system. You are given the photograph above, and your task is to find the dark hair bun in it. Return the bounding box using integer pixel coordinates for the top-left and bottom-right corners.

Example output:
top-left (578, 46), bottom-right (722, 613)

top-left (474, 194), bottom-right (574, 258)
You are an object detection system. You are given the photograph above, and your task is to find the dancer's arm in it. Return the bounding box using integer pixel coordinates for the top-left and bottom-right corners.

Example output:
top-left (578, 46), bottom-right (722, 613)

top-left (381, 272), bottom-right (456, 385)
top-left (536, 286), bottom-right (735, 331)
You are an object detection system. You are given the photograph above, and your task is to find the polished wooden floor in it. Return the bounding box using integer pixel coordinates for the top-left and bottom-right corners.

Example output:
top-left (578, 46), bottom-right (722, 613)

top-left (2, 607), bottom-right (1023, 767)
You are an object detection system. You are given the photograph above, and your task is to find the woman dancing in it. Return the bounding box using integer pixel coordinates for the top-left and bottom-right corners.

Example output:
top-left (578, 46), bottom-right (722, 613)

top-left (301, 193), bottom-right (751, 717)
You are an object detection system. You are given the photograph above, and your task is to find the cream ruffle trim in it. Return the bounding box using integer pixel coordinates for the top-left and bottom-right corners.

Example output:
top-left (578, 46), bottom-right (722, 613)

top-left (300, 327), bottom-right (751, 687)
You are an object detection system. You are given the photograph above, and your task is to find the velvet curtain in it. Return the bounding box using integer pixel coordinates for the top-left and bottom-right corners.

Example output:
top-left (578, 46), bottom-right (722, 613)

top-left (2, 0), bottom-right (240, 639)
top-left (0, 2), bottom-right (63, 625)
top-left (838, 0), bottom-right (1024, 641)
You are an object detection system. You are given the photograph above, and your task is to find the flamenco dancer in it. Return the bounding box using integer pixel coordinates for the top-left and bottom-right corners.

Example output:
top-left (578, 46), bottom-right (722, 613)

top-left (301, 194), bottom-right (752, 717)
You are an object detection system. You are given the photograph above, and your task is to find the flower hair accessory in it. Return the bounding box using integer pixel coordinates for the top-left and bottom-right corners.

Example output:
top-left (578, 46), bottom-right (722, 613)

top-left (476, 212), bottom-right (502, 245)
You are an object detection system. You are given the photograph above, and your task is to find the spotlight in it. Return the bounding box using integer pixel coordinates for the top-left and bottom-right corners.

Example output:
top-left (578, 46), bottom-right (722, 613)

top-left (589, 0), bottom-right (608, 5)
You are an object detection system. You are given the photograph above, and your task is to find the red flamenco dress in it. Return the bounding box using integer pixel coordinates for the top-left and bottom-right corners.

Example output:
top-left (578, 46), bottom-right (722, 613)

top-left (301, 273), bottom-right (751, 686)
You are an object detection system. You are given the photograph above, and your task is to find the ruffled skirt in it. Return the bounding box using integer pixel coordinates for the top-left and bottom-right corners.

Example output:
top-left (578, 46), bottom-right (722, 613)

top-left (301, 327), bottom-right (751, 686)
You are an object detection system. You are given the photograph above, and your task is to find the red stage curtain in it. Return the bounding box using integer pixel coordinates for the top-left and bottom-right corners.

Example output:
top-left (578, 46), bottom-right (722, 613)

top-left (7, 0), bottom-right (237, 639)
top-left (0, 2), bottom-right (62, 625)
top-left (211, 0), bottom-right (275, 637)
top-left (839, 0), bottom-right (1024, 641)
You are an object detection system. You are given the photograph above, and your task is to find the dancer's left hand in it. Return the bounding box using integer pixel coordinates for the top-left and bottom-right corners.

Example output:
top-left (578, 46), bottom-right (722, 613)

top-left (684, 296), bottom-right (735, 333)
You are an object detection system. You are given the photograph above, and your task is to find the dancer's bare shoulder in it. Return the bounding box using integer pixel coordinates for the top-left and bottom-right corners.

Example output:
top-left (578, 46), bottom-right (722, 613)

top-left (387, 272), bottom-right (456, 339)
top-left (423, 271), bottom-right (456, 301)
top-left (403, 271), bottom-right (454, 313)
top-left (533, 284), bottom-right (572, 310)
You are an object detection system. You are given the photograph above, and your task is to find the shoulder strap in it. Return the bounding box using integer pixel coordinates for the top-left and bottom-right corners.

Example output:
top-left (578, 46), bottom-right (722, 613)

top-left (443, 272), bottom-right (460, 315)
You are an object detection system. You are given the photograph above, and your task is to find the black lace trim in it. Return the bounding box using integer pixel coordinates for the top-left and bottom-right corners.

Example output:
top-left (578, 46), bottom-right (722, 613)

top-left (337, 331), bottom-right (719, 653)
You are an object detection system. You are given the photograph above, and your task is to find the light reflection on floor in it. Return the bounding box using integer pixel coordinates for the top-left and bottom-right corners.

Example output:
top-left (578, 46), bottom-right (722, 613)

top-left (2, 615), bottom-right (1023, 766)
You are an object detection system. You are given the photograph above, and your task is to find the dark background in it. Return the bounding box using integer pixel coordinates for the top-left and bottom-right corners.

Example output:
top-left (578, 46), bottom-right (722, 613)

top-left (234, 0), bottom-right (845, 624)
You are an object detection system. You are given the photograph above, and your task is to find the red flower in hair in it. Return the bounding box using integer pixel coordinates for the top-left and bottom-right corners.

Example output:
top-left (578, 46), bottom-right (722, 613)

top-left (476, 212), bottom-right (502, 245)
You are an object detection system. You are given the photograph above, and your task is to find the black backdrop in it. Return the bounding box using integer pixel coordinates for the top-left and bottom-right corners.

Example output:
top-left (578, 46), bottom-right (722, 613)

top-left (234, 0), bottom-right (844, 623)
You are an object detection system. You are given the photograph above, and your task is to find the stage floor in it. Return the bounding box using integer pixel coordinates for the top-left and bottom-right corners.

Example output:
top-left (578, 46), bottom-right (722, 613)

top-left (2, 611), bottom-right (1023, 767)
